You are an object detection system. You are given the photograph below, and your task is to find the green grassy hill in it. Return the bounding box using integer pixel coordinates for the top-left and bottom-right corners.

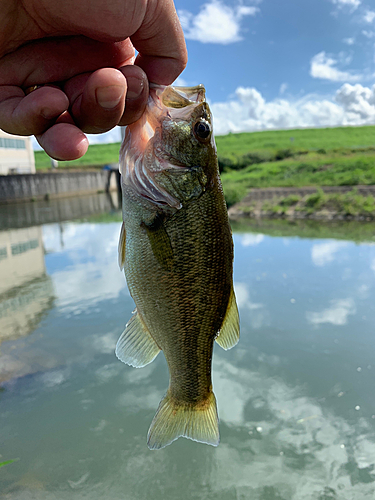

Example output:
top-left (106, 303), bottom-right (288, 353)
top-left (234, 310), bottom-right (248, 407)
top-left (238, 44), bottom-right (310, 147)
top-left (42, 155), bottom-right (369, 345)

top-left (215, 125), bottom-right (375, 159)
top-left (34, 142), bottom-right (122, 170)
top-left (216, 125), bottom-right (375, 205)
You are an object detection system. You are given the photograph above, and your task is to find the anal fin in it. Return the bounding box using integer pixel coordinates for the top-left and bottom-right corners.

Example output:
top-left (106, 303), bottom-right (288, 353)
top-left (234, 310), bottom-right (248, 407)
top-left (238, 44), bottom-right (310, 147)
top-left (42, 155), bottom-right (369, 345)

top-left (215, 287), bottom-right (240, 350)
top-left (115, 309), bottom-right (160, 368)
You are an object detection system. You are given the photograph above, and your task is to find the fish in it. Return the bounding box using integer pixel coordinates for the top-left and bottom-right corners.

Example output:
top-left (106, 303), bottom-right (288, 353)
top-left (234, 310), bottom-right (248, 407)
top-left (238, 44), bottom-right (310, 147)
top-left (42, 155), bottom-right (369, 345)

top-left (116, 83), bottom-right (240, 450)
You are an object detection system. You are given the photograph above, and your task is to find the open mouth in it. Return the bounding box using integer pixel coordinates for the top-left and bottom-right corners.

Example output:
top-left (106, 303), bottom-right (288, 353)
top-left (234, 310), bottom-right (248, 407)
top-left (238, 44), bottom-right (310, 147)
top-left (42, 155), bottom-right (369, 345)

top-left (150, 84), bottom-right (206, 107)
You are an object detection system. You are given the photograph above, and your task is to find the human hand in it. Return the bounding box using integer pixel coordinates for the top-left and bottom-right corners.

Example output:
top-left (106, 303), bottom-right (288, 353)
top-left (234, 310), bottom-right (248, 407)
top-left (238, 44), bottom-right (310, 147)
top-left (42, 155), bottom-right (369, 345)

top-left (0, 0), bottom-right (187, 160)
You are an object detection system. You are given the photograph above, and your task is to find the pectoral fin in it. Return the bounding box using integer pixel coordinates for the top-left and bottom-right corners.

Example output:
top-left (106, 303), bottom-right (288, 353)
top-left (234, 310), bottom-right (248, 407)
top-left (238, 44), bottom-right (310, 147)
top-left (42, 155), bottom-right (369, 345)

top-left (215, 287), bottom-right (240, 350)
top-left (118, 222), bottom-right (126, 270)
top-left (142, 215), bottom-right (173, 271)
top-left (115, 309), bottom-right (161, 368)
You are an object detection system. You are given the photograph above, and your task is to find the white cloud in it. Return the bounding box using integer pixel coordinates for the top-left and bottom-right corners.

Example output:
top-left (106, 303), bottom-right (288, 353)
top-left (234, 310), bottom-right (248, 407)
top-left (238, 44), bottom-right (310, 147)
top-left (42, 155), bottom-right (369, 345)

top-left (311, 241), bottom-right (349, 266)
top-left (87, 127), bottom-right (121, 145)
top-left (178, 1), bottom-right (259, 44)
top-left (310, 51), bottom-right (361, 82)
top-left (362, 29), bottom-right (375, 38)
top-left (331, 0), bottom-right (361, 11)
top-left (343, 37), bottom-right (355, 45)
top-left (241, 233), bottom-right (265, 246)
top-left (335, 83), bottom-right (375, 119)
top-left (234, 282), bottom-right (267, 329)
top-left (363, 10), bottom-right (375, 23)
top-left (234, 282), bottom-right (263, 311)
top-left (210, 83), bottom-right (375, 135)
top-left (279, 83), bottom-right (288, 95)
top-left (306, 298), bottom-right (356, 325)
top-left (173, 76), bottom-right (188, 87)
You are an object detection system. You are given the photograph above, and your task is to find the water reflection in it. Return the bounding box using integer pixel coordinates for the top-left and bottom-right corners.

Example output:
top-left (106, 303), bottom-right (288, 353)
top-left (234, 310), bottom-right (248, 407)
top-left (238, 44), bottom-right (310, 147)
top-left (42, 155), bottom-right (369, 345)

top-left (0, 210), bottom-right (375, 499)
top-left (42, 222), bottom-right (126, 313)
top-left (0, 226), bottom-right (54, 347)
top-left (0, 191), bottom-right (121, 231)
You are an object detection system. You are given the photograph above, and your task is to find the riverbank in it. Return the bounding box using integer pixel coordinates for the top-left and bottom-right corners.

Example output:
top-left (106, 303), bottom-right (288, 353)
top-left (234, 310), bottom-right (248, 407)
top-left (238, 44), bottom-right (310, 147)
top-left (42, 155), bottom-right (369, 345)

top-left (228, 186), bottom-right (375, 222)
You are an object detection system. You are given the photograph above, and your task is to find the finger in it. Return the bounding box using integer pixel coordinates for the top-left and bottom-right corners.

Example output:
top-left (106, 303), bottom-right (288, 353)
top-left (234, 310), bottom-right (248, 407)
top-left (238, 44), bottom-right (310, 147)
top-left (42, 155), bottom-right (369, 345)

top-left (36, 121), bottom-right (89, 161)
top-left (0, 36), bottom-right (135, 87)
top-left (65, 68), bottom-right (127, 133)
top-left (64, 66), bottom-right (148, 132)
top-left (131, 0), bottom-right (187, 84)
top-left (118, 65), bottom-right (149, 126)
top-left (0, 85), bottom-right (69, 136)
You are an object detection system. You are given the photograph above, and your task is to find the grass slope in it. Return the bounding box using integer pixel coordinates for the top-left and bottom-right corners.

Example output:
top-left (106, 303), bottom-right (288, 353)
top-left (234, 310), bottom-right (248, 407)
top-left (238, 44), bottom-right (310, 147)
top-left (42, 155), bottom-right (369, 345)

top-left (34, 142), bottom-right (121, 170)
top-left (217, 125), bottom-right (375, 206)
top-left (215, 125), bottom-right (375, 159)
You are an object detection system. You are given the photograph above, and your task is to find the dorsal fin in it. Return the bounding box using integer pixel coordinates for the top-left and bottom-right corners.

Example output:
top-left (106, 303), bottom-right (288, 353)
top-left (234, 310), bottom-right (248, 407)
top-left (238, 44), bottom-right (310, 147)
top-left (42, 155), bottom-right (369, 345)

top-left (215, 287), bottom-right (240, 350)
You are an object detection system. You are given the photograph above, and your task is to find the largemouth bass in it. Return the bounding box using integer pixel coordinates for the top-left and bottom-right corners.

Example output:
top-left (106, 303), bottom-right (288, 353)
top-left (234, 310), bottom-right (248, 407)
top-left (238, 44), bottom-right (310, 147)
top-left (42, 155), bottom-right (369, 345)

top-left (116, 84), bottom-right (239, 450)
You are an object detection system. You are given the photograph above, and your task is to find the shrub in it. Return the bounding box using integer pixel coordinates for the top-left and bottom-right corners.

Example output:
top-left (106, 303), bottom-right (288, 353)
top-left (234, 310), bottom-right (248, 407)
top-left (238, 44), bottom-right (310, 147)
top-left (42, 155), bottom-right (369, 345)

top-left (218, 157), bottom-right (235, 173)
top-left (275, 149), bottom-right (294, 160)
top-left (305, 189), bottom-right (325, 208)
top-left (279, 194), bottom-right (301, 206)
top-left (223, 183), bottom-right (247, 208)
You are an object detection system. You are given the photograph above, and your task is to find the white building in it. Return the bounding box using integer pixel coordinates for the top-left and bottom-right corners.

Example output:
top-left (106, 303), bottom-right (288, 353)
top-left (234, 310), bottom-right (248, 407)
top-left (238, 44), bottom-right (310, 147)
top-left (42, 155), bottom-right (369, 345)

top-left (0, 129), bottom-right (35, 175)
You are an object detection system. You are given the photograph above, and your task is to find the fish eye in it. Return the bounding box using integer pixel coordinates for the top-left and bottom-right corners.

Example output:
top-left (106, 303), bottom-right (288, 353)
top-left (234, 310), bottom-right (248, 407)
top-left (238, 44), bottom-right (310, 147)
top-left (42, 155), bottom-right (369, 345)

top-left (193, 120), bottom-right (211, 141)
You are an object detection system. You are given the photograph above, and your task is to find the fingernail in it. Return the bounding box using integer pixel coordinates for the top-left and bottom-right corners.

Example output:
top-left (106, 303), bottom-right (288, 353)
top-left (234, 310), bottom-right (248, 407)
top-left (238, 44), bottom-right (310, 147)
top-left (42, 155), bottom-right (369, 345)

top-left (41, 107), bottom-right (59, 120)
top-left (126, 76), bottom-right (144, 100)
top-left (96, 85), bottom-right (125, 109)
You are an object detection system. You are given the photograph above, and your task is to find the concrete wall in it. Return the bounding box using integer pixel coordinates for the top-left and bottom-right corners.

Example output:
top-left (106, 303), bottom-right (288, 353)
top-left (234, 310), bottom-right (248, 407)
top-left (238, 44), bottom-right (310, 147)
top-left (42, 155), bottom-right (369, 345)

top-left (0, 171), bottom-right (112, 203)
top-left (0, 130), bottom-right (35, 175)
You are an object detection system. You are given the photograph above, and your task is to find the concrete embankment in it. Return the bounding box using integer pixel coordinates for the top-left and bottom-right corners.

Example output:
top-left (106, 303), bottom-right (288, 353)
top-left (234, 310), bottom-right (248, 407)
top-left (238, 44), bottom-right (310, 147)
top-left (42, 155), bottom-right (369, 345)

top-left (0, 170), bottom-right (119, 204)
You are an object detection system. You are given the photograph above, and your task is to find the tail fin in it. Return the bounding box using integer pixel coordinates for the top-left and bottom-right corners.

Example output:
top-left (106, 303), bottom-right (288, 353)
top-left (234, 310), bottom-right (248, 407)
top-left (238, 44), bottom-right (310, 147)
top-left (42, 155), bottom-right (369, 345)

top-left (147, 391), bottom-right (219, 450)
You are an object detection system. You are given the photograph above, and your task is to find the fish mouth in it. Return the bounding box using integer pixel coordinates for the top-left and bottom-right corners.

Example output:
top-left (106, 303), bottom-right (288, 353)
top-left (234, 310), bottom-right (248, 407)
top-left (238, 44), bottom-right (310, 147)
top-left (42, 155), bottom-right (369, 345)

top-left (150, 84), bottom-right (206, 108)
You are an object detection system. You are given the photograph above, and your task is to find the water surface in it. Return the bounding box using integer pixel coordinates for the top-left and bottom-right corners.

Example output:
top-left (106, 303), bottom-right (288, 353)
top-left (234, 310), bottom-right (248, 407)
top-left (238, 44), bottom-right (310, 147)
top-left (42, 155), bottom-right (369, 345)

top-left (0, 197), bottom-right (374, 499)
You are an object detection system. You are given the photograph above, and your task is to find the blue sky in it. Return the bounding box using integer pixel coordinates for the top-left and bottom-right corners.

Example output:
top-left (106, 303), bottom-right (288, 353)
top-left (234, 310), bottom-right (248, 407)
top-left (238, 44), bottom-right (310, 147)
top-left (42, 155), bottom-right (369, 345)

top-left (177, 0), bottom-right (374, 97)
top-left (53, 0), bottom-right (375, 146)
